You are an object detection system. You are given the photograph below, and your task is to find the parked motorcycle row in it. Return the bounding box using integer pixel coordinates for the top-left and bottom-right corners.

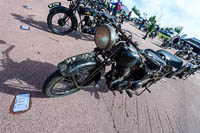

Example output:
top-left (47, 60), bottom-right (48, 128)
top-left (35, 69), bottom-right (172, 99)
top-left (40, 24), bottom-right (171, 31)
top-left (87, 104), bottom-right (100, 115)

top-left (132, 18), bottom-right (150, 31)
top-left (43, 0), bottom-right (200, 98)
top-left (47, 0), bottom-right (128, 35)
top-left (160, 36), bottom-right (200, 78)
top-left (132, 18), bottom-right (158, 39)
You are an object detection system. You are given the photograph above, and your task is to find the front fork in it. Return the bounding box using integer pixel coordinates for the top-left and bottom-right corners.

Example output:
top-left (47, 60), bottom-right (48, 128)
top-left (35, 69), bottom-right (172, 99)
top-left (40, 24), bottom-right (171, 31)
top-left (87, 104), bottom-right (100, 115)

top-left (80, 44), bottom-right (123, 87)
top-left (62, 8), bottom-right (76, 21)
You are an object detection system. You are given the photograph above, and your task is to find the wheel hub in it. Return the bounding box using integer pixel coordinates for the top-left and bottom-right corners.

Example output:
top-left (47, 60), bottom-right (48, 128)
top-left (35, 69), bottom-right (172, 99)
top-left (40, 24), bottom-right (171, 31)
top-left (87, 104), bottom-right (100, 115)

top-left (58, 19), bottom-right (66, 26)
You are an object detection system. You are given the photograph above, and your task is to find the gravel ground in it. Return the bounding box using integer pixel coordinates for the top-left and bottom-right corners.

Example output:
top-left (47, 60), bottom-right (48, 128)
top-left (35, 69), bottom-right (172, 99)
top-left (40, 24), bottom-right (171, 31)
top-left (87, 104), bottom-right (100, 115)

top-left (0, 0), bottom-right (200, 133)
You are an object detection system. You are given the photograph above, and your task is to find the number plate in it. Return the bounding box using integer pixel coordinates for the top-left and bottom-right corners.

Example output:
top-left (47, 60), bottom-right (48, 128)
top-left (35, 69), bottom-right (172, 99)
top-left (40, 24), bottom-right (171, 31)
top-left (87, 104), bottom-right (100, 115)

top-left (48, 2), bottom-right (61, 8)
top-left (13, 94), bottom-right (31, 112)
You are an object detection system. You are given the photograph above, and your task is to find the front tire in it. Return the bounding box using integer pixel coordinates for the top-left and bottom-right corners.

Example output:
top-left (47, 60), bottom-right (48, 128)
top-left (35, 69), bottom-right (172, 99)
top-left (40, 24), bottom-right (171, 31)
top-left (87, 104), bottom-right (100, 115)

top-left (43, 70), bottom-right (80, 97)
top-left (43, 65), bottom-right (96, 98)
top-left (47, 9), bottom-right (77, 35)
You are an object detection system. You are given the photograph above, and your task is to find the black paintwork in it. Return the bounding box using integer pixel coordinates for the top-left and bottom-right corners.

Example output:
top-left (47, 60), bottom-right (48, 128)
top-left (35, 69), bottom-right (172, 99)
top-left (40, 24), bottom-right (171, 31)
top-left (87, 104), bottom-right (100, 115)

top-left (116, 45), bottom-right (141, 68)
top-left (144, 49), bottom-right (166, 66)
top-left (58, 53), bottom-right (102, 76)
top-left (157, 50), bottom-right (183, 69)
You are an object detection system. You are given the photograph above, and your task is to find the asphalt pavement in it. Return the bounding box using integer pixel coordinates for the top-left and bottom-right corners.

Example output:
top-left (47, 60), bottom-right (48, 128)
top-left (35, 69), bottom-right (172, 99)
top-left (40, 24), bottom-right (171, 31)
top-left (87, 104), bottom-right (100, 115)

top-left (0, 0), bottom-right (200, 133)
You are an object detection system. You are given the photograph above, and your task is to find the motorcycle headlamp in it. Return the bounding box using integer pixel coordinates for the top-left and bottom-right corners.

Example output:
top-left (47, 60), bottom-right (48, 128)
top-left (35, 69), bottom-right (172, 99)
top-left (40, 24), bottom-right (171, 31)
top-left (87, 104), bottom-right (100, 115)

top-left (94, 24), bottom-right (118, 50)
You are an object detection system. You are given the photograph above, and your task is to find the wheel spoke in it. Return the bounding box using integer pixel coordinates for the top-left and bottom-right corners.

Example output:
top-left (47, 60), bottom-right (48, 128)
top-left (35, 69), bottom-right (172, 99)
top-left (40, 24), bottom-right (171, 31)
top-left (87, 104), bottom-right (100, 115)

top-left (52, 77), bottom-right (76, 94)
top-left (65, 17), bottom-right (70, 23)
top-left (71, 75), bottom-right (79, 87)
top-left (56, 13), bottom-right (63, 19)
top-left (50, 12), bottom-right (72, 33)
top-left (51, 70), bottom-right (91, 95)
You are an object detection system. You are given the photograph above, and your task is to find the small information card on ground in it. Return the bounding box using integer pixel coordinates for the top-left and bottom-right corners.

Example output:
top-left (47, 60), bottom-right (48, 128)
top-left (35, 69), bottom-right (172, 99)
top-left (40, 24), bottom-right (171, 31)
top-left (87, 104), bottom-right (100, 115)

top-left (13, 93), bottom-right (31, 113)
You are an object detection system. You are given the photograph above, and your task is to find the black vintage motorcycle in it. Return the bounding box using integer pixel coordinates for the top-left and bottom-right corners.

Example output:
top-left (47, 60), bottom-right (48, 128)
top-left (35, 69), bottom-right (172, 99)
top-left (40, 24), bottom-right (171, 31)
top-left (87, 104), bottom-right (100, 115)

top-left (149, 31), bottom-right (157, 39)
top-left (182, 66), bottom-right (200, 80)
top-left (185, 51), bottom-right (196, 61)
top-left (175, 59), bottom-right (200, 80)
top-left (43, 17), bottom-right (183, 98)
top-left (47, 0), bottom-right (110, 35)
top-left (160, 38), bottom-right (172, 49)
top-left (174, 45), bottom-right (192, 59)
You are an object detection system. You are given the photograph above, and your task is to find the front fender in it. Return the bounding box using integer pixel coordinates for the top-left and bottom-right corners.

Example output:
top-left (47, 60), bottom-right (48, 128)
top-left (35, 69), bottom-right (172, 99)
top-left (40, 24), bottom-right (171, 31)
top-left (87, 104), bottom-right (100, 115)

top-left (49, 6), bottom-right (69, 13)
top-left (58, 53), bottom-right (105, 83)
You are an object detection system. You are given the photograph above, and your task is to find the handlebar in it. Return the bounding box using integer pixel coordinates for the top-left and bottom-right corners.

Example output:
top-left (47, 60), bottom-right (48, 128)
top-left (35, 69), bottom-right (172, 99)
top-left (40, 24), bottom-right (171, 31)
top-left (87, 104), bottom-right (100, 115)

top-left (111, 23), bottom-right (139, 49)
top-left (99, 13), bottom-right (139, 48)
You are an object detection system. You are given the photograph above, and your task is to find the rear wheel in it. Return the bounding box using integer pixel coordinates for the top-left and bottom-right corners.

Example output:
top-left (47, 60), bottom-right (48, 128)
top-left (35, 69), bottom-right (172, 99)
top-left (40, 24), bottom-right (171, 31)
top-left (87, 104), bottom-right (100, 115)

top-left (47, 10), bottom-right (77, 35)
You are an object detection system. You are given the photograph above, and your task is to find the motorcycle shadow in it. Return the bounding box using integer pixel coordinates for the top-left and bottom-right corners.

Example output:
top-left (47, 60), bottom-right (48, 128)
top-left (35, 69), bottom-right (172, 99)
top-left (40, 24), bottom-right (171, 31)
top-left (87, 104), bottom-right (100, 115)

top-left (11, 13), bottom-right (94, 42)
top-left (11, 13), bottom-right (51, 33)
top-left (0, 43), bottom-right (57, 98)
top-left (0, 40), bottom-right (7, 44)
top-left (68, 31), bottom-right (94, 42)
top-left (81, 79), bottom-right (109, 99)
top-left (0, 42), bottom-right (108, 99)
top-left (151, 41), bottom-right (162, 47)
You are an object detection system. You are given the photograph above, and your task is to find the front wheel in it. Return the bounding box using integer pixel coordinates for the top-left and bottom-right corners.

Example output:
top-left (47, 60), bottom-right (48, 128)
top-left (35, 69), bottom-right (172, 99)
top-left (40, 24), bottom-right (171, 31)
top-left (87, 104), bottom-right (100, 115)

top-left (47, 9), bottom-right (77, 35)
top-left (43, 67), bottom-right (94, 98)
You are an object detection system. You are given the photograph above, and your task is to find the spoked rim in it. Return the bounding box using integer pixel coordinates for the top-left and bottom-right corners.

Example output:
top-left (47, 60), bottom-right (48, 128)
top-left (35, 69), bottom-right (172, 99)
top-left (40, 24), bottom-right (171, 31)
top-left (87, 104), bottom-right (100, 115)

top-left (51, 69), bottom-right (90, 95)
top-left (51, 13), bottom-right (72, 33)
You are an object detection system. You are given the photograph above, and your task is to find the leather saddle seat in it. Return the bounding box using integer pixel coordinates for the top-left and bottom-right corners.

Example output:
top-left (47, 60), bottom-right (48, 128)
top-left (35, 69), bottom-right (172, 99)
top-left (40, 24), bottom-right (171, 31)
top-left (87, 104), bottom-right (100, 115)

top-left (156, 50), bottom-right (183, 69)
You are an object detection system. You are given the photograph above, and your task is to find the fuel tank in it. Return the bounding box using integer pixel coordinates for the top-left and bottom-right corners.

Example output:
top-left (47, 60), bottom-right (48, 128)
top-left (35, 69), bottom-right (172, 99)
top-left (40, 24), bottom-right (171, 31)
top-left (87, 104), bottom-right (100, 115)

top-left (78, 6), bottom-right (96, 15)
top-left (116, 45), bottom-right (141, 68)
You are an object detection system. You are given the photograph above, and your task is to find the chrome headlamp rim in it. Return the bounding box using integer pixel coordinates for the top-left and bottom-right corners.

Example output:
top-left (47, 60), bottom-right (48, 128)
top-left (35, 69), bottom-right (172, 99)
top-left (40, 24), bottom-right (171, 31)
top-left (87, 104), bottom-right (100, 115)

top-left (94, 24), bottom-right (118, 50)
